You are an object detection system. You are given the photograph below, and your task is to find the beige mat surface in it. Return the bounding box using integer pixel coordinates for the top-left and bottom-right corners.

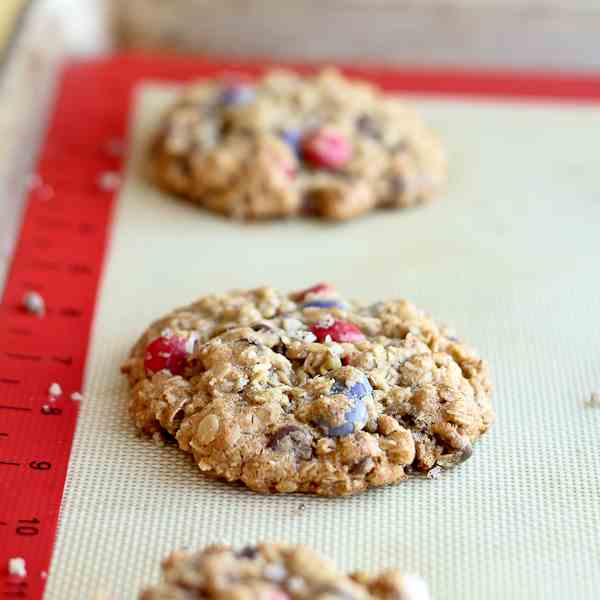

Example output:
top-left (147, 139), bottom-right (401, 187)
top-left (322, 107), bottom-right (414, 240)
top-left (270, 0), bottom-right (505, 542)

top-left (45, 86), bottom-right (600, 599)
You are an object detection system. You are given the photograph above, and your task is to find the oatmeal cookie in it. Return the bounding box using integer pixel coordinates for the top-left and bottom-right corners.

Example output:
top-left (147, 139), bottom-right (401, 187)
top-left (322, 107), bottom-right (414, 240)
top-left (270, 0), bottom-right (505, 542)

top-left (121, 284), bottom-right (493, 496)
top-left (150, 69), bottom-right (446, 220)
top-left (139, 542), bottom-right (432, 599)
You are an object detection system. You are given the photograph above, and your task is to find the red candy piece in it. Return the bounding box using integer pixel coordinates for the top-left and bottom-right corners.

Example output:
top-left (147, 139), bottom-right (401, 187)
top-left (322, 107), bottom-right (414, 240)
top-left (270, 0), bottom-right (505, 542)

top-left (144, 336), bottom-right (189, 376)
top-left (301, 129), bottom-right (352, 170)
top-left (310, 320), bottom-right (365, 343)
top-left (293, 282), bottom-right (334, 301)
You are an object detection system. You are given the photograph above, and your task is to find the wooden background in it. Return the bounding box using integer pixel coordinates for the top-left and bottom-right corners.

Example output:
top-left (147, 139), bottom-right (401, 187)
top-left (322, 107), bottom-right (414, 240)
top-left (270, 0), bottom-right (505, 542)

top-left (110, 0), bottom-right (600, 70)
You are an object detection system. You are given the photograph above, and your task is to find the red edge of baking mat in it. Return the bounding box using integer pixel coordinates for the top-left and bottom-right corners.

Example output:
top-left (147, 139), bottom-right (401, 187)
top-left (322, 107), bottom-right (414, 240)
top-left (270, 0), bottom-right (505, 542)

top-left (1, 53), bottom-right (599, 600)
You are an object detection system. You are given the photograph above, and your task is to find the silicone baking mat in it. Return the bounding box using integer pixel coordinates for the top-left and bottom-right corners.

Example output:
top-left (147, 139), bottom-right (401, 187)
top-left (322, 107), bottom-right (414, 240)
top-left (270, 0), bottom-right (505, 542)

top-left (4, 55), bottom-right (600, 600)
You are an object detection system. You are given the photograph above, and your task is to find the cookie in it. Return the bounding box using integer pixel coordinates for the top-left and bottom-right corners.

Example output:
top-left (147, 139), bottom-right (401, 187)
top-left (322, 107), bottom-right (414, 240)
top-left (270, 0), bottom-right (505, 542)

top-left (139, 542), bottom-right (432, 599)
top-left (150, 69), bottom-right (446, 221)
top-left (121, 285), bottom-right (493, 496)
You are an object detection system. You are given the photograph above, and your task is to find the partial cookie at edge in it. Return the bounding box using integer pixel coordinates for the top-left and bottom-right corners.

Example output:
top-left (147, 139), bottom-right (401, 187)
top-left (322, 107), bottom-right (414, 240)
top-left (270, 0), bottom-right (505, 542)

top-left (139, 542), bottom-right (431, 600)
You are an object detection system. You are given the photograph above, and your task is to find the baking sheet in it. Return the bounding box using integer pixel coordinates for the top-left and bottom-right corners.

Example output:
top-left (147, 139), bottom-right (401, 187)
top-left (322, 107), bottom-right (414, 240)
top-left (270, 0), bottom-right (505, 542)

top-left (44, 84), bottom-right (600, 600)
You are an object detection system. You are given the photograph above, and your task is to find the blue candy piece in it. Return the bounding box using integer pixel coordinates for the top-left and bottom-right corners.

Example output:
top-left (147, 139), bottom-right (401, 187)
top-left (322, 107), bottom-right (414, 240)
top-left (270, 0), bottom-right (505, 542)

top-left (303, 299), bottom-right (346, 310)
top-left (280, 129), bottom-right (302, 154)
top-left (323, 377), bottom-right (372, 438)
top-left (220, 85), bottom-right (256, 106)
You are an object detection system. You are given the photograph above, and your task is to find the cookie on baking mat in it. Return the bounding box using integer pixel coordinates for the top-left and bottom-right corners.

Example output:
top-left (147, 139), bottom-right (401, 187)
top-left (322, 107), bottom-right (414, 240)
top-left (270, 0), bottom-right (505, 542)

top-left (150, 69), bottom-right (446, 221)
top-left (121, 285), bottom-right (493, 496)
top-left (139, 542), bottom-right (431, 599)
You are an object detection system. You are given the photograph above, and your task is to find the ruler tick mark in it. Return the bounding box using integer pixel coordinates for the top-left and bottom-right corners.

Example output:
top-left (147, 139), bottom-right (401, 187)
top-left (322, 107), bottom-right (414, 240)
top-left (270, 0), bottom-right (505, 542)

top-left (59, 307), bottom-right (83, 318)
top-left (6, 352), bottom-right (42, 362)
top-left (7, 328), bottom-right (32, 337)
top-left (0, 433), bottom-right (8, 437)
top-left (29, 259), bottom-right (60, 271)
top-left (0, 461), bottom-right (21, 467)
top-left (52, 356), bottom-right (73, 366)
top-left (0, 378), bottom-right (21, 384)
top-left (0, 405), bottom-right (32, 412)
top-left (68, 263), bottom-right (93, 275)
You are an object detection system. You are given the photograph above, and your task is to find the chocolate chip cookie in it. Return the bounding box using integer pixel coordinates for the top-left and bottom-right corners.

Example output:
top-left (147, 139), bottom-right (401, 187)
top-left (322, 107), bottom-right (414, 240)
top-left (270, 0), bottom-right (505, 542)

top-left (150, 69), bottom-right (447, 220)
top-left (139, 542), bottom-right (432, 599)
top-left (121, 285), bottom-right (493, 496)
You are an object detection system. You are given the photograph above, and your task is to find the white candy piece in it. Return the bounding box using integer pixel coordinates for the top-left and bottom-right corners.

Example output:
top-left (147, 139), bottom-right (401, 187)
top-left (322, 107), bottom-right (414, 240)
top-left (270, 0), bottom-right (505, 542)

top-left (49, 382), bottom-right (63, 397)
top-left (23, 291), bottom-right (45, 316)
top-left (401, 574), bottom-right (432, 600)
top-left (8, 557), bottom-right (27, 577)
top-left (70, 392), bottom-right (84, 401)
top-left (586, 391), bottom-right (600, 408)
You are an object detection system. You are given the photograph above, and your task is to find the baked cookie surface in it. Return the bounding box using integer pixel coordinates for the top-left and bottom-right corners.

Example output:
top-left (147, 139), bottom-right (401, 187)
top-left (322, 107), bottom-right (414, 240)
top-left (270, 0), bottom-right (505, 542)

top-left (150, 69), bottom-right (446, 221)
top-left (121, 285), bottom-right (493, 496)
top-left (139, 542), bottom-right (431, 599)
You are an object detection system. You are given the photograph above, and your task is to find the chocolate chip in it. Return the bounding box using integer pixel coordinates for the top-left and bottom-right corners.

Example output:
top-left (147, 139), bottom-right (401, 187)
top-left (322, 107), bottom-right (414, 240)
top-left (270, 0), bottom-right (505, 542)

top-left (350, 457), bottom-right (375, 475)
top-left (356, 114), bottom-right (381, 139)
top-left (237, 546), bottom-right (259, 559)
top-left (301, 192), bottom-right (318, 215)
top-left (163, 431), bottom-right (178, 444)
top-left (249, 321), bottom-right (277, 333)
top-left (268, 426), bottom-right (313, 460)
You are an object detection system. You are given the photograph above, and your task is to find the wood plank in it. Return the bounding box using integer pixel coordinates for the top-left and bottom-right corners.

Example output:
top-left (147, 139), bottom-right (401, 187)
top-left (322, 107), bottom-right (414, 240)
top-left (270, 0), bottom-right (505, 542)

top-left (110, 1), bottom-right (600, 70)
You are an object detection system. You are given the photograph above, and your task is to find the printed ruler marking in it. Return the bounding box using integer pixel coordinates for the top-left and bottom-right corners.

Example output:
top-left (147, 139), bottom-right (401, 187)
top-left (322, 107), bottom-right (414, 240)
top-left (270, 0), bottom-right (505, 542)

top-left (0, 58), bottom-right (127, 600)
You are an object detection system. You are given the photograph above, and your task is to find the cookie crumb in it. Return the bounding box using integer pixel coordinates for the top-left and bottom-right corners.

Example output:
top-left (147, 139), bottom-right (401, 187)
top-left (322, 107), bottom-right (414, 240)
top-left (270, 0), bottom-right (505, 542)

top-left (585, 391), bottom-right (600, 408)
top-left (26, 175), bottom-right (54, 201)
top-left (22, 291), bottom-right (45, 316)
top-left (41, 404), bottom-right (52, 414)
top-left (401, 574), bottom-right (432, 600)
top-left (98, 172), bottom-right (121, 192)
top-left (26, 173), bottom-right (42, 190)
top-left (8, 557), bottom-right (27, 577)
top-left (48, 383), bottom-right (62, 397)
top-left (70, 392), bottom-right (84, 401)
